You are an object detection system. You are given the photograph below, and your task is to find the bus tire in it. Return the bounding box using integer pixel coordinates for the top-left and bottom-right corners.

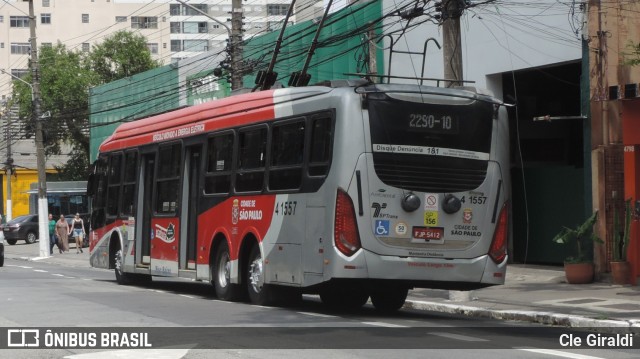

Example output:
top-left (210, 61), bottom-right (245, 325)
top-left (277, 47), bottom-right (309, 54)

top-left (370, 287), bottom-right (408, 313)
top-left (114, 248), bottom-right (132, 285)
top-left (246, 245), bottom-right (273, 306)
top-left (320, 285), bottom-right (369, 310)
top-left (213, 241), bottom-right (241, 301)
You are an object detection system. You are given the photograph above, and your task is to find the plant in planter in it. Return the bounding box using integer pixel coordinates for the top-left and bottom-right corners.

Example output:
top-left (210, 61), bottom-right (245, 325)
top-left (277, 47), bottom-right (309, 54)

top-left (611, 199), bottom-right (632, 284)
top-left (552, 211), bottom-right (603, 284)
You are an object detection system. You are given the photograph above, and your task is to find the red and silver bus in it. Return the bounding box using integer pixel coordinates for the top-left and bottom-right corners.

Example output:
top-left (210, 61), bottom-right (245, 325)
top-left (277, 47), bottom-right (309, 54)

top-left (88, 81), bottom-right (510, 311)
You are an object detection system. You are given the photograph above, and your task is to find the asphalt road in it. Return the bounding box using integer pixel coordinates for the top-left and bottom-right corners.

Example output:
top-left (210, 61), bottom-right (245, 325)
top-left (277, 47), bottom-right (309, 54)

top-left (1, 257), bottom-right (639, 359)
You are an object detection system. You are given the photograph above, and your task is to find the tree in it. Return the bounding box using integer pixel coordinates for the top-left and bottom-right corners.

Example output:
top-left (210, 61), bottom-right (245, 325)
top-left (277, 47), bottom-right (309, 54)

top-left (12, 31), bottom-right (160, 180)
top-left (626, 42), bottom-right (640, 66)
top-left (13, 43), bottom-right (97, 160)
top-left (88, 30), bottom-right (161, 83)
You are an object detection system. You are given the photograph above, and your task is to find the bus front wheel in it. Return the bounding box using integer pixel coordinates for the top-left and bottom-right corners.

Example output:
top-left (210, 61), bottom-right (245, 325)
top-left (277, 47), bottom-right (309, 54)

top-left (370, 287), bottom-right (408, 312)
top-left (212, 241), bottom-right (241, 301)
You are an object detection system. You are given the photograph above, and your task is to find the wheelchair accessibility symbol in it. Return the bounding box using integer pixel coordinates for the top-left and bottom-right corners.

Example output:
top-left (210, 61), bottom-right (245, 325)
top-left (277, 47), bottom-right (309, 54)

top-left (375, 220), bottom-right (390, 236)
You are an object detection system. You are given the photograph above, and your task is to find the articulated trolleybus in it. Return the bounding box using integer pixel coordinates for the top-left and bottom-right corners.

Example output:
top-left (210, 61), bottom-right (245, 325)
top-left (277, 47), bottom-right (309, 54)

top-left (89, 80), bottom-right (510, 311)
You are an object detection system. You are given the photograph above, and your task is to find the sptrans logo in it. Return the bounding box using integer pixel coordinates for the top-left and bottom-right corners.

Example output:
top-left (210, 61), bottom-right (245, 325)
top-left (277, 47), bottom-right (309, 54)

top-left (232, 199), bottom-right (240, 225)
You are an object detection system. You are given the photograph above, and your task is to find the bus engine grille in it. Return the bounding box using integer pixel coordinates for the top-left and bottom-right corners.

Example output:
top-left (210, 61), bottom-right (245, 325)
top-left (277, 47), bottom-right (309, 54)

top-left (372, 154), bottom-right (488, 193)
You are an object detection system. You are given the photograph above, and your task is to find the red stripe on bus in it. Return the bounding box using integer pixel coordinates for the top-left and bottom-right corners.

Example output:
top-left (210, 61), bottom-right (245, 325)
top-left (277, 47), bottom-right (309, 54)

top-left (100, 90), bottom-right (277, 153)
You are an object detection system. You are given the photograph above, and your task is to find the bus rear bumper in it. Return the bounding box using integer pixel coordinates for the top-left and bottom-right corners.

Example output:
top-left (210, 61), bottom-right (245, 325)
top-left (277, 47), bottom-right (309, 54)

top-left (359, 250), bottom-right (507, 290)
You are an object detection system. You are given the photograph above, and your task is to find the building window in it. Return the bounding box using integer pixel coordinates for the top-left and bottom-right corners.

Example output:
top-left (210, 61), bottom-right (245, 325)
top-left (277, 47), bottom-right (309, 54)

top-left (0, 43), bottom-right (4, 49)
top-left (163, 43), bottom-right (167, 49)
top-left (41, 14), bottom-right (51, 25)
top-left (169, 4), bottom-right (181, 16)
top-left (170, 40), bottom-right (181, 52)
top-left (170, 22), bottom-right (180, 33)
top-left (0, 15), bottom-right (4, 23)
top-left (147, 43), bottom-right (158, 55)
top-left (82, 43), bottom-right (90, 52)
top-left (172, 3), bottom-right (208, 16)
top-left (182, 22), bottom-right (208, 34)
top-left (183, 40), bottom-right (208, 52)
top-left (10, 43), bottom-right (30, 55)
top-left (10, 16), bottom-right (30, 28)
top-left (42, 0), bottom-right (50, 7)
top-left (11, 69), bottom-right (29, 79)
top-left (116, 16), bottom-right (127, 23)
top-left (131, 16), bottom-right (158, 29)
top-left (267, 4), bottom-right (288, 16)
top-left (82, 14), bottom-right (89, 23)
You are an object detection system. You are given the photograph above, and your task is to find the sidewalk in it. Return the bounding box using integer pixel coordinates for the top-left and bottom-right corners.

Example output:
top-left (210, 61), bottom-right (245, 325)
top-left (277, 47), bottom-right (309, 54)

top-left (4, 242), bottom-right (640, 330)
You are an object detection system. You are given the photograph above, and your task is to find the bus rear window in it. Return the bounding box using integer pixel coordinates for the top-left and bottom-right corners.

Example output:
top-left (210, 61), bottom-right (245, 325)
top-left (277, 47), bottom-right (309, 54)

top-left (368, 96), bottom-right (494, 156)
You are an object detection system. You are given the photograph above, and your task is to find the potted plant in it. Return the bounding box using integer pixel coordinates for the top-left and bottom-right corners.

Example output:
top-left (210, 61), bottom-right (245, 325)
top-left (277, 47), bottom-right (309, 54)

top-left (552, 211), bottom-right (603, 284)
top-left (611, 199), bottom-right (632, 285)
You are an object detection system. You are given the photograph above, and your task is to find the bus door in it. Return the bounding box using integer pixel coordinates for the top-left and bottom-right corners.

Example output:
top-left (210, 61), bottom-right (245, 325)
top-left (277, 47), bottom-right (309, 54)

top-left (150, 143), bottom-right (182, 276)
top-left (180, 145), bottom-right (202, 270)
top-left (136, 152), bottom-right (155, 266)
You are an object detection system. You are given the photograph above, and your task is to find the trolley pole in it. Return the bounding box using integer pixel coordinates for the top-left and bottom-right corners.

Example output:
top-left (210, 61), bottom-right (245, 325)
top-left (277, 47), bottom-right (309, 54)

top-left (442, 0), bottom-right (463, 87)
top-left (28, 0), bottom-right (50, 257)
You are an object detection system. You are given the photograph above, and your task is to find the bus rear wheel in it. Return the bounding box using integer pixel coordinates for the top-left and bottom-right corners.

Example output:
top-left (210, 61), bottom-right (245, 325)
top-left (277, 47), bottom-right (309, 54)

top-left (246, 245), bottom-right (272, 305)
top-left (370, 287), bottom-right (408, 312)
top-left (212, 241), bottom-right (241, 301)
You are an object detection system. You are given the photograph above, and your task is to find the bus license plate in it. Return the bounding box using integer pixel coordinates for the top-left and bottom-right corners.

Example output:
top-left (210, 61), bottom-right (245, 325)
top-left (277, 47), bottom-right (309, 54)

top-left (412, 226), bottom-right (444, 241)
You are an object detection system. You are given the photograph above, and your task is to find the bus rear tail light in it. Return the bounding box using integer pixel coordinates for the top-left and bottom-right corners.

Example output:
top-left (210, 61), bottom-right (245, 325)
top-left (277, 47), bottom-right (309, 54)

top-left (334, 189), bottom-right (361, 257)
top-left (489, 203), bottom-right (508, 264)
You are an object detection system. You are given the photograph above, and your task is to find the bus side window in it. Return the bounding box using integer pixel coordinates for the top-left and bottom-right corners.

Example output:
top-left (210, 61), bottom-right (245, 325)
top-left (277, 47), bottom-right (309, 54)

top-left (106, 153), bottom-right (123, 217)
top-left (120, 151), bottom-right (138, 217)
top-left (156, 143), bottom-right (182, 214)
top-left (204, 133), bottom-right (233, 194)
top-left (236, 127), bottom-right (267, 192)
top-left (269, 120), bottom-right (304, 190)
top-left (308, 117), bottom-right (333, 176)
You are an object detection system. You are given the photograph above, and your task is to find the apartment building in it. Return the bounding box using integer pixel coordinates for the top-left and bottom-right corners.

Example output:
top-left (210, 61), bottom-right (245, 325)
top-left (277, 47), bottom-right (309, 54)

top-left (0, 0), bottom-right (322, 99)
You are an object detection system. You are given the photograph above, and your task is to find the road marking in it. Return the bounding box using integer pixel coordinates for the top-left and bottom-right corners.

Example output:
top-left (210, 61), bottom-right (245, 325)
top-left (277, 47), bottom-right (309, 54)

top-left (519, 349), bottom-right (605, 359)
top-left (34, 269), bottom-right (48, 273)
top-left (427, 332), bottom-right (488, 342)
top-left (51, 274), bottom-right (65, 277)
top-left (66, 276), bottom-right (76, 279)
top-left (178, 294), bottom-right (195, 299)
top-left (297, 311), bottom-right (338, 318)
top-left (252, 305), bottom-right (275, 309)
top-left (65, 349), bottom-right (190, 359)
top-left (19, 266), bottom-right (33, 269)
top-left (362, 321), bottom-right (407, 328)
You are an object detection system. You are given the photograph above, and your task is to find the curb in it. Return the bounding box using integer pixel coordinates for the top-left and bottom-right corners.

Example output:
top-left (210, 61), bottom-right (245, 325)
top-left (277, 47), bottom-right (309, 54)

top-left (405, 300), bottom-right (640, 333)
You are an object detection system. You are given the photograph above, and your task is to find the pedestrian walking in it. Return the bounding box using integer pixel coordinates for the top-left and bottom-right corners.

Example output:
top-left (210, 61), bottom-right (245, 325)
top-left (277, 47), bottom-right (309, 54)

top-left (56, 214), bottom-right (70, 253)
top-left (48, 213), bottom-right (57, 255)
top-left (70, 213), bottom-right (85, 254)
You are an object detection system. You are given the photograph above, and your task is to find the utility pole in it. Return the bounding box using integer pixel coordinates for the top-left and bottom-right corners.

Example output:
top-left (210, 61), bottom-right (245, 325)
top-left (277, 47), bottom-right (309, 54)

top-left (4, 108), bottom-right (13, 222)
top-left (442, 0), bottom-right (464, 87)
top-left (175, 0), bottom-right (242, 90)
top-left (28, 0), bottom-right (49, 257)
top-left (230, 0), bottom-right (244, 90)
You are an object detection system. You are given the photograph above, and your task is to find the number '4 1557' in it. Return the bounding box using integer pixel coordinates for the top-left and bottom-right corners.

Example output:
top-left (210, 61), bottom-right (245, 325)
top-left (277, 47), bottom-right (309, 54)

top-left (275, 201), bottom-right (297, 215)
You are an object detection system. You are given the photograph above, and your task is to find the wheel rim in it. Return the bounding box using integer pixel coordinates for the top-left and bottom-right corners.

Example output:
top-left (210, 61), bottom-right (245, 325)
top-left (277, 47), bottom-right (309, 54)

top-left (248, 254), bottom-right (264, 294)
top-left (217, 252), bottom-right (231, 288)
top-left (27, 233), bottom-right (36, 243)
